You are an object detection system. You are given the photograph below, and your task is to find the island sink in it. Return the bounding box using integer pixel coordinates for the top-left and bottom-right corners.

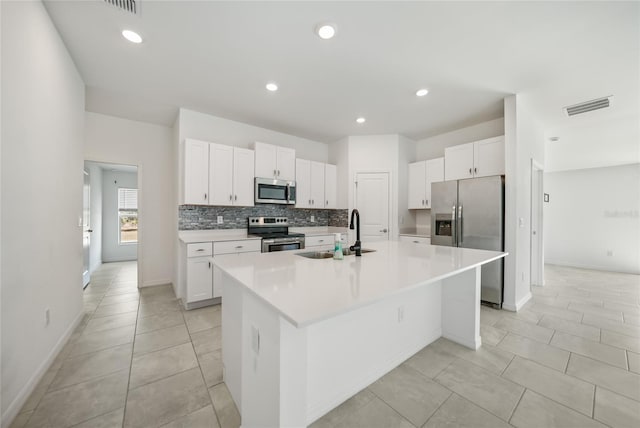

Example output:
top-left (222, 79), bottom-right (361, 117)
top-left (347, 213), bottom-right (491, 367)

top-left (297, 248), bottom-right (376, 259)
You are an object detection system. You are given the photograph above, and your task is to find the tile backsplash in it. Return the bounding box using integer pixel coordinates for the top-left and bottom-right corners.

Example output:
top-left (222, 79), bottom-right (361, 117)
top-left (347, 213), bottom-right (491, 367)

top-left (179, 205), bottom-right (348, 230)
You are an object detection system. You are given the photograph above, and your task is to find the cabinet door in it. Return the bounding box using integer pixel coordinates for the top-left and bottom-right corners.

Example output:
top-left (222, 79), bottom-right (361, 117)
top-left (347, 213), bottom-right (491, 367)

top-left (184, 139), bottom-right (210, 205)
top-left (474, 137), bottom-right (505, 177)
top-left (254, 142), bottom-right (277, 178)
top-left (187, 257), bottom-right (213, 302)
top-left (232, 147), bottom-right (255, 206)
top-left (295, 159), bottom-right (311, 208)
top-left (209, 143), bottom-right (234, 206)
top-left (425, 157), bottom-right (444, 208)
top-left (444, 142), bottom-right (474, 181)
top-left (310, 161), bottom-right (325, 209)
top-left (276, 147), bottom-right (296, 181)
top-left (408, 161), bottom-right (427, 209)
top-left (324, 163), bottom-right (337, 208)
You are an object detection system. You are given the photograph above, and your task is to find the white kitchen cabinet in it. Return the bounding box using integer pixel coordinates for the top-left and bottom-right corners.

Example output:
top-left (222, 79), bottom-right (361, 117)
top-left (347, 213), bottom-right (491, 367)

top-left (324, 163), bottom-right (337, 208)
top-left (184, 139), bottom-right (210, 205)
top-left (208, 144), bottom-right (255, 207)
top-left (444, 136), bottom-right (504, 181)
top-left (296, 159), bottom-right (329, 209)
top-left (212, 239), bottom-right (261, 298)
top-left (253, 142), bottom-right (296, 181)
top-left (232, 147), bottom-right (255, 206)
top-left (186, 242), bottom-right (213, 303)
top-left (310, 161), bottom-right (325, 208)
top-left (408, 157), bottom-right (444, 209)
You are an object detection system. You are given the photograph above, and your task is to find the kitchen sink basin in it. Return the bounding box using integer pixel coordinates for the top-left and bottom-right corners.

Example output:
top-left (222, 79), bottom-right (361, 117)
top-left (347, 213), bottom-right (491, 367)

top-left (297, 248), bottom-right (376, 259)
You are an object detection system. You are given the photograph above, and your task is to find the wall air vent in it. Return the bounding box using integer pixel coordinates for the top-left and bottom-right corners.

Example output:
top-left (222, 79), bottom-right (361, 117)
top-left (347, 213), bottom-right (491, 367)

top-left (103, 0), bottom-right (138, 15)
top-left (564, 96), bottom-right (612, 117)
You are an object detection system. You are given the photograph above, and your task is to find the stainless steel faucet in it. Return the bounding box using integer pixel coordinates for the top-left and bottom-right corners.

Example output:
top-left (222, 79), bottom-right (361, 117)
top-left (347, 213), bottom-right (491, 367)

top-left (349, 209), bottom-right (362, 256)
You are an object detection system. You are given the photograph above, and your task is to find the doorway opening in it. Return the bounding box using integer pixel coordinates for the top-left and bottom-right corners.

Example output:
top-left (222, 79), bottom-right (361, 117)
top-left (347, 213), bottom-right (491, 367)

top-left (83, 160), bottom-right (140, 290)
top-left (354, 172), bottom-right (391, 242)
top-left (530, 159), bottom-right (544, 287)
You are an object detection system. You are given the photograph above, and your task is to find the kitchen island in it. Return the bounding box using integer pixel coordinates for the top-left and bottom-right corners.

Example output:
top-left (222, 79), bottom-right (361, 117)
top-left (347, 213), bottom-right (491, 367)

top-left (214, 241), bottom-right (506, 427)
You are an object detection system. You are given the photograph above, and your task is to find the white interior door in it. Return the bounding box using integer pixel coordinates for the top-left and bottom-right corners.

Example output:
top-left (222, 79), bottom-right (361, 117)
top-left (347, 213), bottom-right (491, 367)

top-left (355, 172), bottom-right (390, 242)
top-left (530, 159), bottom-right (544, 286)
top-left (82, 169), bottom-right (91, 288)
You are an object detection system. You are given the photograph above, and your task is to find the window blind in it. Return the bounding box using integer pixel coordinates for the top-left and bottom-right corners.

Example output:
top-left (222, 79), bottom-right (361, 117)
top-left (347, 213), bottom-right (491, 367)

top-left (118, 188), bottom-right (138, 210)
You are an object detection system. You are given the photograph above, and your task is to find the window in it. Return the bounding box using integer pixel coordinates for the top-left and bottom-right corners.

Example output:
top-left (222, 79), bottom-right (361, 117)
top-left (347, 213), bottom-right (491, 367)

top-left (118, 188), bottom-right (138, 244)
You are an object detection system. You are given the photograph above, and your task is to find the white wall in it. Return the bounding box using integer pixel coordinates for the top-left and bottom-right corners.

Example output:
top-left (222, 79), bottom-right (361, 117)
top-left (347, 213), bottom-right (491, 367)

top-left (545, 164), bottom-right (640, 274)
top-left (85, 162), bottom-right (103, 273)
top-left (398, 135), bottom-right (417, 230)
top-left (503, 95), bottom-right (546, 311)
top-left (415, 118), bottom-right (504, 160)
top-left (1, 1), bottom-right (85, 423)
top-left (85, 112), bottom-right (174, 287)
top-left (101, 170), bottom-right (138, 262)
top-left (328, 137), bottom-right (349, 209)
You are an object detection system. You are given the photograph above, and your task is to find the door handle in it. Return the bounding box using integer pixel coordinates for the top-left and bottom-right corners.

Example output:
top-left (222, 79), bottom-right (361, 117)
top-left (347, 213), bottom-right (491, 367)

top-left (380, 228), bottom-right (388, 233)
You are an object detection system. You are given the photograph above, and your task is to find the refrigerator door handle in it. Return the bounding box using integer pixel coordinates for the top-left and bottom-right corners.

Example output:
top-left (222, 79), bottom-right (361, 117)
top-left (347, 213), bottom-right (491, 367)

top-left (451, 205), bottom-right (457, 246)
top-left (458, 205), bottom-right (463, 245)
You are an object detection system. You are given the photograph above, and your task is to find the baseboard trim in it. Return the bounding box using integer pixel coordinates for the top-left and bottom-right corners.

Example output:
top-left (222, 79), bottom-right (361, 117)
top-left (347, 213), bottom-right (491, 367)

top-left (141, 278), bottom-right (172, 288)
top-left (545, 260), bottom-right (640, 275)
top-left (2, 309), bottom-right (85, 427)
top-left (503, 292), bottom-right (532, 312)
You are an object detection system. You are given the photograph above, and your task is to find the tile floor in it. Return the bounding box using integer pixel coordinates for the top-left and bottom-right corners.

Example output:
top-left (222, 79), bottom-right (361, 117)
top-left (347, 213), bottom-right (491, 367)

top-left (11, 262), bottom-right (640, 428)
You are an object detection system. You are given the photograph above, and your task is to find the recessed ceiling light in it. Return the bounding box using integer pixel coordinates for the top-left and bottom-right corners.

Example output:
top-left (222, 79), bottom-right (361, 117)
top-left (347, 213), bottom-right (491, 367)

top-left (416, 88), bottom-right (429, 97)
top-left (316, 24), bottom-right (336, 40)
top-left (356, 117), bottom-right (366, 124)
top-left (266, 82), bottom-right (278, 92)
top-left (122, 29), bottom-right (142, 44)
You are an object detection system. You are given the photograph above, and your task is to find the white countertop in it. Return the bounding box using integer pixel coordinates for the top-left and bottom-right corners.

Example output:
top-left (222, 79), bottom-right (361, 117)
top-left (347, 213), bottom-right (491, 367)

top-left (289, 226), bottom-right (349, 236)
top-left (214, 240), bottom-right (506, 328)
top-left (179, 229), bottom-right (261, 243)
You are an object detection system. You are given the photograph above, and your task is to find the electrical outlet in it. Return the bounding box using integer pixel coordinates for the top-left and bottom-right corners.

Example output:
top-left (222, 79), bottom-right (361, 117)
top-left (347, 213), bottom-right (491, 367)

top-left (397, 306), bottom-right (404, 323)
top-left (521, 272), bottom-right (525, 281)
top-left (518, 217), bottom-right (525, 228)
top-left (45, 308), bottom-right (50, 326)
top-left (217, 216), bottom-right (223, 224)
top-left (310, 215), bottom-right (315, 223)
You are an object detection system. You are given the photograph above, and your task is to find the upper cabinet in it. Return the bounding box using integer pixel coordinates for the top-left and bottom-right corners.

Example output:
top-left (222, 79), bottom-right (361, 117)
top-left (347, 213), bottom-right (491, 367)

top-left (253, 142), bottom-right (296, 181)
top-left (183, 139), bottom-right (254, 207)
top-left (296, 159), bottom-right (336, 209)
top-left (408, 157), bottom-right (444, 209)
top-left (444, 136), bottom-right (504, 181)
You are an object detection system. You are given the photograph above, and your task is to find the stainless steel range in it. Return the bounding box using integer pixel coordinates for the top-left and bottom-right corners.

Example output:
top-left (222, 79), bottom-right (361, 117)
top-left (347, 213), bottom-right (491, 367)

top-left (248, 217), bottom-right (305, 253)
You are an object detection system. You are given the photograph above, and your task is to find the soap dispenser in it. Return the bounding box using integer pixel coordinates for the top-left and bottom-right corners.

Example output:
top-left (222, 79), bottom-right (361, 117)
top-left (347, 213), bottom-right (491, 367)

top-left (333, 233), bottom-right (344, 260)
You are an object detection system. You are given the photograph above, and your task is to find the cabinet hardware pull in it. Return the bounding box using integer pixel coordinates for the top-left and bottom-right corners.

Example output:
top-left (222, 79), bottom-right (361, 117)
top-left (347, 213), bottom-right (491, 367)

top-left (235, 245), bottom-right (243, 249)
top-left (422, 199), bottom-right (425, 205)
top-left (326, 200), bottom-right (328, 205)
top-left (318, 239), bottom-right (324, 242)
top-left (274, 169), bottom-right (277, 176)
top-left (208, 261), bottom-right (211, 268)
top-left (380, 228), bottom-right (388, 233)
top-left (413, 241), bottom-right (419, 243)
top-left (234, 195), bottom-right (237, 201)
top-left (196, 249), bottom-right (204, 252)
top-left (469, 168), bottom-right (472, 175)
top-left (204, 193), bottom-right (207, 200)
top-left (229, 194), bottom-right (233, 201)
top-left (309, 199), bottom-right (311, 204)
top-left (474, 167), bottom-right (477, 174)
top-left (277, 170), bottom-right (280, 176)
top-left (426, 199), bottom-right (428, 205)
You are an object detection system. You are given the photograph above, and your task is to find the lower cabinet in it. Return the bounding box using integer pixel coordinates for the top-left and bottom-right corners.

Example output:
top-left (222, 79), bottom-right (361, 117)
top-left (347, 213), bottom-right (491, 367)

top-left (399, 235), bottom-right (431, 245)
top-left (187, 256), bottom-right (213, 302)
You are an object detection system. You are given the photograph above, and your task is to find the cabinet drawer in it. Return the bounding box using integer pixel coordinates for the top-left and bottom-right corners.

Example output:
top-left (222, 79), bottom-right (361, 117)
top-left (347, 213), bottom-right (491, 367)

top-left (214, 239), bottom-right (261, 255)
top-left (187, 242), bottom-right (213, 257)
top-left (305, 235), bottom-right (334, 247)
top-left (399, 235), bottom-right (431, 245)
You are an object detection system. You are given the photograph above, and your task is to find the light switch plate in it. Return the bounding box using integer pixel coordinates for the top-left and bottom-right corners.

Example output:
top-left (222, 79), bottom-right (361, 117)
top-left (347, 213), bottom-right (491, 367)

top-left (311, 215), bottom-right (315, 223)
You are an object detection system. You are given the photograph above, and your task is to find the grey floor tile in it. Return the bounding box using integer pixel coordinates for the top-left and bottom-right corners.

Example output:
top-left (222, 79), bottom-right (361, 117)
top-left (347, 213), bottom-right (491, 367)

top-left (497, 333), bottom-right (569, 371)
top-left (310, 389), bottom-right (375, 427)
top-left (124, 367), bottom-right (210, 428)
top-left (568, 302), bottom-right (624, 322)
top-left (138, 300), bottom-right (182, 318)
top-left (83, 312), bottom-right (138, 334)
top-left (20, 370), bottom-right (57, 413)
top-left (502, 309), bottom-right (542, 325)
top-left (184, 306), bottom-right (222, 333)
top-left (566, 353), bottom-right (640, 402)
top-left (160, 405), bottom-right (219, 428)
top-left (435, 358), bottom-right (524, 421)
top-left (134, 324), bottom-right (190, 355)
top-left (538, 314), bottom-right (601, 341)
top-left (480, 324), bottom-right (508, 346)
top-left (551, 331), bottom-right (627, 369)
top-left (529, 303), bottom-right (583, 322)
top-left (92, 300), bottom-right (139, 318)
top-left (594, 387), bottom-right (640, 428)
top-left (424, 393), bottom-right (511, 428)
top-left (50, 343), bottom-right (132, 391)
top-left (624, 313), bottom-right (640, 326)
top-left (136, 310), bottom-right (185, 335)
top-left (510, 389), bottom-right (606, 428)
top-left (404, 342), bottom-right (457, 378)
top-left (130, 342), bottom-right (199, 389)
top-left (369, 364), bottom-right (450, 426)
top-left (333, 396), bottom-right (414, 428)
top-left (494, 317), bottom-right (554, 344)
top-left (628, 351), bottom-right (640, 374)
top-left (198, 349), bottom-right (223, 387)
top-left (69, 324), bottom-right (135, 357)
top-left (9, 411), bottom-right (33, 428)
top-left (582, 313), bottom-right (640, 338)
top-left (431, 338), bottom-right (514, 375)
top-left (604, 301), bottom-right (640, 315)
top-left (26, 370), bottom-right (128, 428)
top-left (209, 383), bottom-right (241, 428)
top-left (480, 306), bottom-right (504, 326)
top-left (72, 407), bottom-right (124, 428)
top-left (105, 286), bottom-right (140, 297)
top-left (502, 356), bottom-right (595, 417)
top-left (190, 327), bottom-right (222, 357)
top-left (99, 292), bottom-right (140, 306)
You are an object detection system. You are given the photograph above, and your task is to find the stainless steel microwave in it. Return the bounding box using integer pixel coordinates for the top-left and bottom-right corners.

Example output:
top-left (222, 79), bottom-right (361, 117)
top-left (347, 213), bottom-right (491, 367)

top-left (254, 178), bottom-right (296, 205)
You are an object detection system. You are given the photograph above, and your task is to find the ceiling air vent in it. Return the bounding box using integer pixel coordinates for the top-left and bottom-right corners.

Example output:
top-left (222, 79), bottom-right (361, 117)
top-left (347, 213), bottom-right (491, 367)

top-left (564, 96), bottom-right (612, 117)
top-left (103, 0), bottom-right (138, 15)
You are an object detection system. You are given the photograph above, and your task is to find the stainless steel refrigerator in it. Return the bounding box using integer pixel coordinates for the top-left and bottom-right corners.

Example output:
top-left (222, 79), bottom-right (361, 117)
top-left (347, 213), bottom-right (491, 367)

top-left (431, 175), bottom-right (505, 308)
